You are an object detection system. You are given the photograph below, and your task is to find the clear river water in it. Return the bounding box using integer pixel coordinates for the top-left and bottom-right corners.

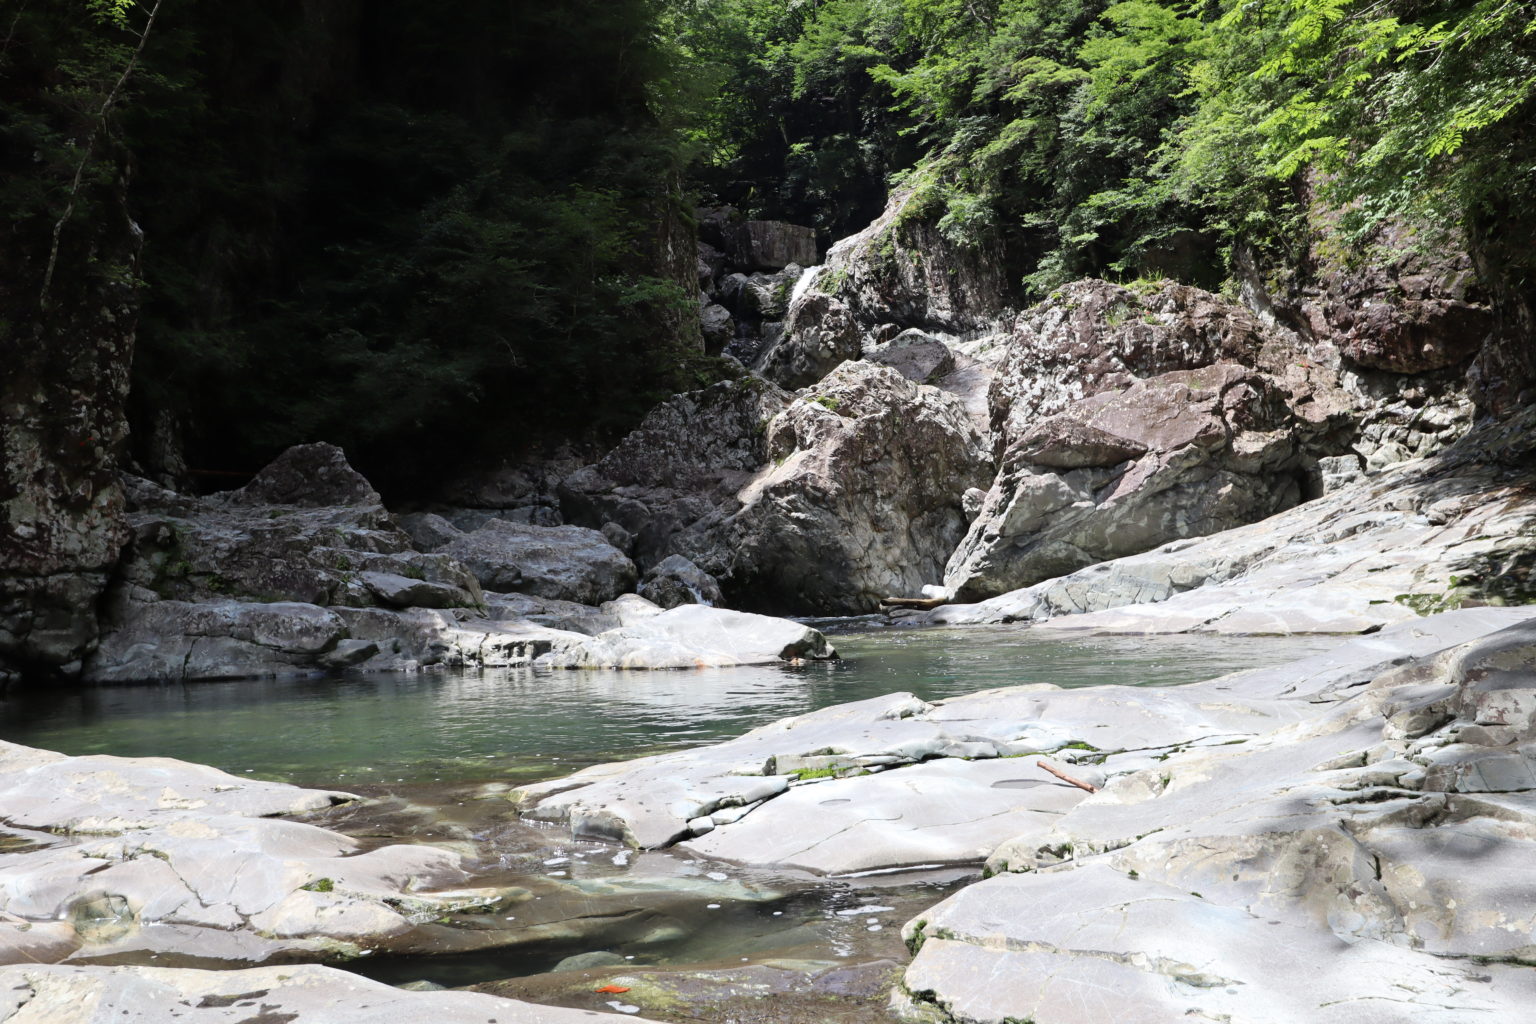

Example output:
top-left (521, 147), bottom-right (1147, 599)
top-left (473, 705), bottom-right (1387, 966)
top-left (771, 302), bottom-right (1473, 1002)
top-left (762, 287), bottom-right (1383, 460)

top-left (0, 625), bottom-right (1340, 788)
top-left (0, 625), bottom-right (1342, 1006)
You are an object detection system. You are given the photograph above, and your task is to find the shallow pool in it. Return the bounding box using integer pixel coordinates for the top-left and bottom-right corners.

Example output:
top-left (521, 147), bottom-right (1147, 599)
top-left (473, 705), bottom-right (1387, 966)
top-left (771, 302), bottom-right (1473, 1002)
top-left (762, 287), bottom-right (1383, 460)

top-left (0, 626), bottom-right (1339, 787)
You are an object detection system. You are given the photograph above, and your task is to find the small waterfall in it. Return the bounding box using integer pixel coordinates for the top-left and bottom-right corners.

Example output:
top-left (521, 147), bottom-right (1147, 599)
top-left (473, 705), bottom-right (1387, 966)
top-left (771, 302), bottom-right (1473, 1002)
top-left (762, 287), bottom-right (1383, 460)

top-left (789, 264), bottom-right (825, 308)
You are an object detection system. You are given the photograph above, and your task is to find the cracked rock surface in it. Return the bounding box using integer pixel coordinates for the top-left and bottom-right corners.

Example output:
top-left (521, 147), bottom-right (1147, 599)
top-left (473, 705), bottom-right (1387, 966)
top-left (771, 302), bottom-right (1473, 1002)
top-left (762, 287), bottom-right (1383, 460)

top-left (0, 742), bottom-right (521, 966)
top-left (515, 610), bottom-right (1533, 872)
top-left (0, 963), bottom-right (658, 1023)
top-left (895, 613), bottom-right (1536, 1023)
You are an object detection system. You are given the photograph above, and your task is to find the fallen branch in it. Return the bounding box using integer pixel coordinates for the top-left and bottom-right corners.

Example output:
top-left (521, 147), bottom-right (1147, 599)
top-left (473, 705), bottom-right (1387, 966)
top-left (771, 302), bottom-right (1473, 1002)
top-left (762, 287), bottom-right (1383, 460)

top-left (1038, 760), bottom-right (1097, 793)
top-left (880, 596), bottom-right (947, 609)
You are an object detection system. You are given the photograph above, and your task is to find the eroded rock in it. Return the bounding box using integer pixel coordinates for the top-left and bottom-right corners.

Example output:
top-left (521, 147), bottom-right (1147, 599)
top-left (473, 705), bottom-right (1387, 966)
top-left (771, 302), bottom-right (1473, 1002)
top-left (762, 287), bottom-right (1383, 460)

top-left (946, 364), bottom-right (1317, 601)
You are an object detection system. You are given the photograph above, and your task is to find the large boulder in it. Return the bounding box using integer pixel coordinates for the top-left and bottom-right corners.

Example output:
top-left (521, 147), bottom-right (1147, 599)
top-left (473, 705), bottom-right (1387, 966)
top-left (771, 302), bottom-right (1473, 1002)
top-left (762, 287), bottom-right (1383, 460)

top-left (565, 364), bottom-right (990, 614)
top-left (536, 604), bottom-right (835, 670)
top-left (752, 292), bottom-right (864, 389)
top-left (636, 554), bottom-right (722, 609)
top-left (814, 187), bottom-right (1007, 333)
top-left (987, 279), bottom-right (1330, 455)
top-left (722, 220), bottom-right (817, 271)
top-left (116, 457), bottom-right (481, 611)
top-left (441, 521), bottom-right (636, 605)
top-left (226, 442), bottom-right (380, 507)
top-left (711, 362), bottom-right (991, 612)
top-left (946, 364), bottom-right (1316, 602)
top-left (930, 403), bottom-right (1536, 634)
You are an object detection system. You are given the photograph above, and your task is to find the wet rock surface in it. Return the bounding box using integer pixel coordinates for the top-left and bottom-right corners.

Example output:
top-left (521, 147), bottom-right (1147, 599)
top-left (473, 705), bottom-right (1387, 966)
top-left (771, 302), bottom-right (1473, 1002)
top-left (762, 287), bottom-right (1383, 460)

top-left (0, 741), bottom-right (529, 967)
top-left (0, 963), bottom-right (659, 1023)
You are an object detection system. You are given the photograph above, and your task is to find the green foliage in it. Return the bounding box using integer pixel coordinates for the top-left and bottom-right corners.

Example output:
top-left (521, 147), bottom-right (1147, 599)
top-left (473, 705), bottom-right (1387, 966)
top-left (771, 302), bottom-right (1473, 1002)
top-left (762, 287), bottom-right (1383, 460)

top-left (679, 0), bottom-right (1536, 303)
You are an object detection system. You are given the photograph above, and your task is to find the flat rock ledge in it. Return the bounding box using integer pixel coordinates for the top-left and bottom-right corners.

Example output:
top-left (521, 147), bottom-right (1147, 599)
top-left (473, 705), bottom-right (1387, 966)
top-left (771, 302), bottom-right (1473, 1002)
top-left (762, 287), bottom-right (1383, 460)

top-left (0, 742), bottom-right (523, 966)
top-left (517, 608), bottom-right (1536, 1020)
top-left (895, 612), bottom-right (1536, 1023)
top-left (0, 963), bottom-right (660, 1024)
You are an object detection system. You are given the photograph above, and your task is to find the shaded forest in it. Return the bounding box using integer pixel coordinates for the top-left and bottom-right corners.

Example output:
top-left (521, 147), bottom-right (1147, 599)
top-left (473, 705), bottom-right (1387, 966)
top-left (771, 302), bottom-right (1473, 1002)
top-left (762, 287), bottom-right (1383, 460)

top-left (3, 0), bottom-right (1532, 492)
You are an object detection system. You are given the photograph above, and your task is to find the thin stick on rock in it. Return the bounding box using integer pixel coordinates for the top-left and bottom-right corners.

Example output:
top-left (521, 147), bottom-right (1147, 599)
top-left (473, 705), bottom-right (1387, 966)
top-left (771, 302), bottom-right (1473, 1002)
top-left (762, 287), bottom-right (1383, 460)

top-left (1038, 760), bottom-right (1097, 793)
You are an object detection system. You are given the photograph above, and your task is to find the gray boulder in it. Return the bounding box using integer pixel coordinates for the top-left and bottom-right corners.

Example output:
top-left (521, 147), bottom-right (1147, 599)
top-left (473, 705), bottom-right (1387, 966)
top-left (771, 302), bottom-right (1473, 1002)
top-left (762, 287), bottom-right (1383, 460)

top-left (725, 220), bottom-right (817, 271)
top-left (752, 292), bottom-right (863, 389)
top-left (441, 520), bottom-right (636, 605)
top-left (396, 511), bottom-right (462, 551)
top-left (637, 554), bottom-right (722, 608)
top-left (987, 279), bottom-right (1321, 456)
top-left (700, 300), bottom-right (734, 351)
top-left (565, 364), bottom-right (990, 614)
top-left (931, 404), bottom-right (1536, 633)
top-left (714, 362), bottom-right (991, 612)
top-left (227, 442), bottom-right (381, 507)
top-left (86, 599), bottom-right (361, 683)
top-left (864, 329), bottom-right (955, 383)
top-left (117, 448), bottom-right (482, 611)
top-left (945, 364), bottom-right (1314, 602)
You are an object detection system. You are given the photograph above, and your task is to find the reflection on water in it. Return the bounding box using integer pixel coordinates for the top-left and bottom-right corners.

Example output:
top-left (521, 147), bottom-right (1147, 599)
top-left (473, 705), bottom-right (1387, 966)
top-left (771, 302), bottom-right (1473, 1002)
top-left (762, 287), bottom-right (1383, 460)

top-left (0, 626), bottom-right (1339, 787)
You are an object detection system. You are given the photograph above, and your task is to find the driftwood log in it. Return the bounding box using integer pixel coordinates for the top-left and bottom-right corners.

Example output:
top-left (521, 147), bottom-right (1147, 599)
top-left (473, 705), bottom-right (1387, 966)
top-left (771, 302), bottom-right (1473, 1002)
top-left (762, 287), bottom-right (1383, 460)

top-left (880, 596), bottom-right (948, 609)
top-left (1037, 760), bottom-right (1097, 793)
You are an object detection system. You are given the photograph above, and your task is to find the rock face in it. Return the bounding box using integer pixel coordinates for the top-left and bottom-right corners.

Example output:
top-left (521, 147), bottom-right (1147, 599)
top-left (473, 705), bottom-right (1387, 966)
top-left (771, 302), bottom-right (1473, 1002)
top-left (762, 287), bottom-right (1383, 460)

top-left (115, 471), bottom-right (480, 611)
top-left (894, 615), bottom-right (1536, 1024)
top-left (440, 520), bottom-right (636, 605)
top-left (717, 362), bottom-right (991, 612)
top-left (817, 187), bottom-right (1007, 333)
top-left (0, 963), bottom-right (660, 1023)
top-left (987, 279), bottom-right (1333, 454)
top-left (560, 377), bottom-right (794, 571)
top-left (0, 151), bottom-right (139, 681)
top-left (930, 403), bottom-right (1536, 633)
top-left (945, 364), bottom-right (1318, 601)
top-left (568, 364), bottom-right (990, 614)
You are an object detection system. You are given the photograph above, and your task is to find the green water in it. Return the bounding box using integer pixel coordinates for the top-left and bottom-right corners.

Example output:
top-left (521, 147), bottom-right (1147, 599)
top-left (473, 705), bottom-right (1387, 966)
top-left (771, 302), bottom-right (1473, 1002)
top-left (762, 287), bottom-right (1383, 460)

top-left (0, 626), bottom-right (1338, 788)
